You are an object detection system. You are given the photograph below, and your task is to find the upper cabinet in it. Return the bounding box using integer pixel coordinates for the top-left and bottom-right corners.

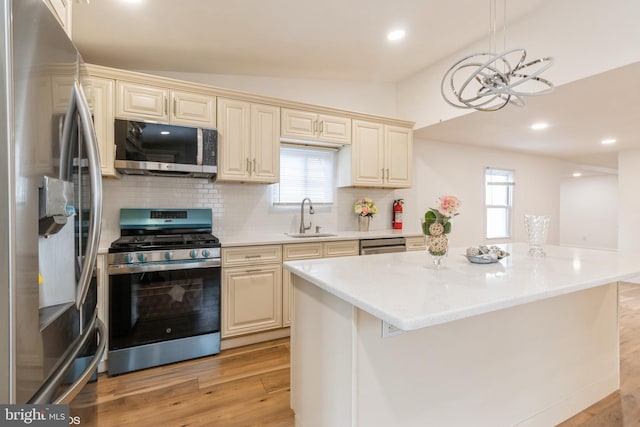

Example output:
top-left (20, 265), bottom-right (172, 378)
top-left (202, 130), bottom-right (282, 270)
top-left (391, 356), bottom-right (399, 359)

top-left (217, 97), bottom-right (280, 183)
top-left (281, 108), bottom-right (351, 145)
top-left (116, 81), bottom-right (216, 128)
top-left (43, 0), bottom-right (72, 37)
top-left (338, 120), bottom-right (413, 188)
top-left (88, 77), bottom-right (117, 177)
top-left (85, 64), bottom-right (414, 185)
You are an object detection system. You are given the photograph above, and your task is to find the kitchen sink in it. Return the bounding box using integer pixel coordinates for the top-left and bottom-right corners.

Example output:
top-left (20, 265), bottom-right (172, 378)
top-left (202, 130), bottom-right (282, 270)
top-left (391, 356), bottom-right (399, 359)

top-left (285, 233), bottom-right (337, 238)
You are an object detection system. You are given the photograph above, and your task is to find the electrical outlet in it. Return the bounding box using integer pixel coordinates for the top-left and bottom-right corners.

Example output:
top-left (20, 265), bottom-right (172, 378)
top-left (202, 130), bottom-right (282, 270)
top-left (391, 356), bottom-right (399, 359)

top-left (382, 320), bottom-right (405, 338)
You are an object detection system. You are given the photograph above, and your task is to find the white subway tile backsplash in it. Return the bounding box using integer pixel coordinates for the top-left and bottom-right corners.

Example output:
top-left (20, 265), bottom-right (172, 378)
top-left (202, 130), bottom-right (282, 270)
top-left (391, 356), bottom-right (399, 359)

top-left (100, 175), bottom-right (401, 247)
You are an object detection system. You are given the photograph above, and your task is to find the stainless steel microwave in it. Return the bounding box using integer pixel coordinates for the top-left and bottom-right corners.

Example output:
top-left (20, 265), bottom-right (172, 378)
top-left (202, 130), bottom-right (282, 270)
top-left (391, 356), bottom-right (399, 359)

top-left (114, 119), bottom-right (217, 179)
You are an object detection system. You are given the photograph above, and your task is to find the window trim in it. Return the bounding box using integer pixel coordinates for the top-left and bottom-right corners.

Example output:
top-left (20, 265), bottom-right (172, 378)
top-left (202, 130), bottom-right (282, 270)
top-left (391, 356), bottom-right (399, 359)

top-left (484, 167), bottom-right (515, 240)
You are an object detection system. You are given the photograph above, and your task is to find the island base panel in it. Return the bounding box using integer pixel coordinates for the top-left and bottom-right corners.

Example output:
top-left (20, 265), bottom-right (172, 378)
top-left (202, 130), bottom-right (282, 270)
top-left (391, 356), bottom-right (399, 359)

top-left (292, 277), bottom-right (619, 427)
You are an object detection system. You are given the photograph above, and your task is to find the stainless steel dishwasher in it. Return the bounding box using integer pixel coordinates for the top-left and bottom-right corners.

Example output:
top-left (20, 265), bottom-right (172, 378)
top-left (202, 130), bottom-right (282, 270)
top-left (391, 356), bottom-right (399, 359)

top-left (359, 237), bottom-right (406, 255)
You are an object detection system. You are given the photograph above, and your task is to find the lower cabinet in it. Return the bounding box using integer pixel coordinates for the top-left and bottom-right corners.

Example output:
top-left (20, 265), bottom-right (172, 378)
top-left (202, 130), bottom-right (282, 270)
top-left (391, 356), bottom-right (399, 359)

top-left (96, 254), bottom-right (109, 373)
top-left (282, 240), bottom-right (359, 326)
top-left (222, 264), bottom-right (282, 337)
top-left (221, 245), bottom-right (283, 338)
top-left (405, 235), bottom-right (426, 251)
top-left (222, 241), bottom-right (359, 339)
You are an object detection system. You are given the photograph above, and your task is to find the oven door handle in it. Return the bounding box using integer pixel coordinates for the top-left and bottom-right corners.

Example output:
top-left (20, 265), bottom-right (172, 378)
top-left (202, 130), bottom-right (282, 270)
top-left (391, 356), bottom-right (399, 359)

top-left (108, 259), bottom-right (221, 275)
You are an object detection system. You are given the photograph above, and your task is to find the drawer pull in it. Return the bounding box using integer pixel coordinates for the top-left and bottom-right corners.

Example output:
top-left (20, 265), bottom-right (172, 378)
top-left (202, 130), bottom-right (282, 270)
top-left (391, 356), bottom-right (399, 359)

top-left (245, 269), bottom-right (262, 273)
top-left (244, 255), bottom-right (262, 259)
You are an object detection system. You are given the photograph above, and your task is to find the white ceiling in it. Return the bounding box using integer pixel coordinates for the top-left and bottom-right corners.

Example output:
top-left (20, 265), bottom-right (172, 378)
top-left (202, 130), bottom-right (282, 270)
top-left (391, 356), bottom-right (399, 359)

top-left (415, 62), bottom-right (640, 172)
top-left (71, 0), bottom-right (638, 173)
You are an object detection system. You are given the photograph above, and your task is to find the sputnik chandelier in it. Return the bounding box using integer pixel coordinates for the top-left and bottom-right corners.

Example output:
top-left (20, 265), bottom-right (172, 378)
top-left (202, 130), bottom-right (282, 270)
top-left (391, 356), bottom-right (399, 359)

top-left (441, 0), bottom-right (554, 112)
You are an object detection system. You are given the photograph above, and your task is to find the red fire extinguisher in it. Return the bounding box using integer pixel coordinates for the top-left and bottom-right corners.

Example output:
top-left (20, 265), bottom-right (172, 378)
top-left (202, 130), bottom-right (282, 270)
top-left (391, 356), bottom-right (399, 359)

top-left (392, 199), bottom-right (404, 229)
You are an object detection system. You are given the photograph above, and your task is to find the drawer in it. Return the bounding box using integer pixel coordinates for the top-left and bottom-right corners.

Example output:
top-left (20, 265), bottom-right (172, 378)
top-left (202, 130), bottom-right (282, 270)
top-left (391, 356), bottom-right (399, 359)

top-left (222, 245), bottom-right (282, 267)
top-left (283, 242), bottom-right (323, 261)
top-left (405, 236), bottom-right (426, 251)
top-left (323, 240), bottom-right (359, 258)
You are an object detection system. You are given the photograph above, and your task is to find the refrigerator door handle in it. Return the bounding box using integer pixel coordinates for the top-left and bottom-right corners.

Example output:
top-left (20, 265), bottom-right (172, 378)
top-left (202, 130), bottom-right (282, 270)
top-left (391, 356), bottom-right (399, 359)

top-left (28, 313), bottom-right (106, 405)
top-left (54, 317), bottom-right (106, 404)
top-left (60, 80), bottom-right (103, 309)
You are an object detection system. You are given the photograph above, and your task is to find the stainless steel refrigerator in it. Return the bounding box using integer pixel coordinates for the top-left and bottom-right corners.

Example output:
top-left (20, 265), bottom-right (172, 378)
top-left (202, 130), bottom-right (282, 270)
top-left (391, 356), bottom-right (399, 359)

top-left (0, 0), bottom-right (106, 415)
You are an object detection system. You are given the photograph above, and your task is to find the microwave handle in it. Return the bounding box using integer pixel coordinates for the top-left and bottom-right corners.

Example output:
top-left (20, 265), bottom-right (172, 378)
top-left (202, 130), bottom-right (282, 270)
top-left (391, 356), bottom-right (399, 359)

top-left (197, 128), bottom-right (203, 166)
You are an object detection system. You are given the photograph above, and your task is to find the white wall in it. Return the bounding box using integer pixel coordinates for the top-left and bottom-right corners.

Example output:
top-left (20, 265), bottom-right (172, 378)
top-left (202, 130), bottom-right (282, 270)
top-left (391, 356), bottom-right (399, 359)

top-left (398, 139), bottom-right (571, 249)
top-left (559, 175), bottom-right (618, 250)
top-left (618, 149), bottom-right (640, 253)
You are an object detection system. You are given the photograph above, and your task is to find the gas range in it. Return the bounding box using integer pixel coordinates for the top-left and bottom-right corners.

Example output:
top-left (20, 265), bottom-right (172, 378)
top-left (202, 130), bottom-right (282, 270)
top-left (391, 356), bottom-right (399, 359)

top-left (106, 208), bottom-right (222, 376)
top-left (108, 208), bottom-right (221, 268)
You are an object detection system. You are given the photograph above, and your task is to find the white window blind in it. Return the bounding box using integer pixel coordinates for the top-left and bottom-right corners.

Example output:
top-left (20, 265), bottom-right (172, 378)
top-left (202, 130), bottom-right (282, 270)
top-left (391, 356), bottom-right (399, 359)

top-left (273, 145), bottom-right (335, 204)
top-left (485, 168), bottom-right (515, 239)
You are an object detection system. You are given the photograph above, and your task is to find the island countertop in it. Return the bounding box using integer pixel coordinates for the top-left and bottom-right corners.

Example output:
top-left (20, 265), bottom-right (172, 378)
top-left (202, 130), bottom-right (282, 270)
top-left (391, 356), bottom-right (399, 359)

top-left (283, 243), bottom-right (640, 331)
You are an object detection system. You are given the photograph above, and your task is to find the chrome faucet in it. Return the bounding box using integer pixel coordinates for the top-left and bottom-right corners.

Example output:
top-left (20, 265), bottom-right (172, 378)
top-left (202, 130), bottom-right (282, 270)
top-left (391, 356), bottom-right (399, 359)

top-left (299, 197), bottom-right (315, 234)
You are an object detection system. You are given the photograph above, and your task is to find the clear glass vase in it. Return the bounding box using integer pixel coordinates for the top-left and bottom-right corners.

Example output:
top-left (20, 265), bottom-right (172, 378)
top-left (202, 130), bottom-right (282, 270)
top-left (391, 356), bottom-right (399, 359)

top-left (423, 227), bottom-right (449, 269)
top-left (524, 214), bottom-right (550, 256)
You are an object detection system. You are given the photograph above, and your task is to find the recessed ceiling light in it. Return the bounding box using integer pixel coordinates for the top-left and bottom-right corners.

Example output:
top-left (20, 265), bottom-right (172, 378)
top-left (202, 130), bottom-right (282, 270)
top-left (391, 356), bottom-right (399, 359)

top-left (572, 172), bottom-right (582, 177)
top-left (601, 138), bottom-right (616, 145)
top-left (530, 122), bottom-right (549, 130)
top-left (387, 29), bottom-right (406, 42)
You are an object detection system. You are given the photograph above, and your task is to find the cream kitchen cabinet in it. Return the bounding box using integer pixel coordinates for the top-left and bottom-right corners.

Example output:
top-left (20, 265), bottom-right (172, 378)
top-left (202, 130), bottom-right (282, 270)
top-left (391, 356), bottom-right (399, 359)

top-left (338, 120), bottom-right (413, 188)
top-left (405, 236), bottom-right (426, 251)
top-left (281, 108), bottom-right (351, 145)
top-left (116, 81), bottom-right (216, 127)
top-left (43, 0), bottom-right (72, 36)
top-left (217, 97), bottom-right (280, 183)
top-left (88, 77), bottom-right (117, 177)
top-left (282, 241), bottom-right (358, 326)
top-left (221, 245), bottom-right (283, 337)
top-left (96, 254), bottom-right (109, 373)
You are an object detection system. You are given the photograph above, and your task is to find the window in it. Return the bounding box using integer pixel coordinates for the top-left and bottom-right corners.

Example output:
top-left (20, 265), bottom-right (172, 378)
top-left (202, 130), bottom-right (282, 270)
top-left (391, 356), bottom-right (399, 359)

top-left (273, 145), bottom-right (335, 204)
top-left (485, 168), bottom-right (515, 239)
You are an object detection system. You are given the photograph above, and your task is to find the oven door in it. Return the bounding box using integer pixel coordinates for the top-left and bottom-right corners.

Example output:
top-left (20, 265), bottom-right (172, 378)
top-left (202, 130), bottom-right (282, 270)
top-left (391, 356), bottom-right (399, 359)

top-left (108, 260), bottom-right (221, 374)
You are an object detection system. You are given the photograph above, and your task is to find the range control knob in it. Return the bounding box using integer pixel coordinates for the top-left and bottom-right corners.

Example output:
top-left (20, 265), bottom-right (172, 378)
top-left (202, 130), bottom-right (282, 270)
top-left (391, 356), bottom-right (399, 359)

top-left (137, 253), bottom-right (147, 262)
top-left (190, 250), bottom-right (199, 259)
top-left (165, 252), bottom-right (173, 260)
top-left (202, 249), bottom-right (211, 258)
top-left (124, 253), bottom-right (134, 264)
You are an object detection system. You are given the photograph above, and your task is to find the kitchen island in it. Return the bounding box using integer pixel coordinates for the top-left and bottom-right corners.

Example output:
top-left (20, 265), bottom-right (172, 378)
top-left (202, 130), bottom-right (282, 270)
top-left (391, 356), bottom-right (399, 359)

top-left (283, 244), bottom-right (640, 427)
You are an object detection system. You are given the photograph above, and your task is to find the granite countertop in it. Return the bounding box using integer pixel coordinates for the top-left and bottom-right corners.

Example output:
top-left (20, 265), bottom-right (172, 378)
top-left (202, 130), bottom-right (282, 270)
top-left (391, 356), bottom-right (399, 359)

top-left (283, 243), bottom-right (640, 331)
top-left (218, 229), bottom-right (423, 247)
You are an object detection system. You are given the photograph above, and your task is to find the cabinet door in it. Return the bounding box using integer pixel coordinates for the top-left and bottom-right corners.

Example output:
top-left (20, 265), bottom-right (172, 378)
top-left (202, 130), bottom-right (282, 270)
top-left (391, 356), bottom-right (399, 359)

top-left (90, 78), bottom-right (117, 177)
top-left (351, 120), bottom-right (384, 186)
top-left (250, 103), bottom-right (280, 183)
top-left (44, 0), bottom-right (72, 36)
top-left (318, 114), bottom-right (351, 144)
top-left (116, 81), bottom-right (169, 122)
top-left (384, 125), bottom-right (413, 188)
top-left (281, 108), bottom-right (317, 140)
top-left (217, 98), bottom-right (251, 181)
top-left (222, 265), bottom-right (283, 337)
top-left (171, 90), bottom-right (216, 128)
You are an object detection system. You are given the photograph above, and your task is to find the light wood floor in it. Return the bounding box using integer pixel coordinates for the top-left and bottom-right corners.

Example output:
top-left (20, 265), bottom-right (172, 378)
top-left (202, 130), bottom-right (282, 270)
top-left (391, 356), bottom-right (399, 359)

top-left (86, 282), bottom-right (640, 426)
